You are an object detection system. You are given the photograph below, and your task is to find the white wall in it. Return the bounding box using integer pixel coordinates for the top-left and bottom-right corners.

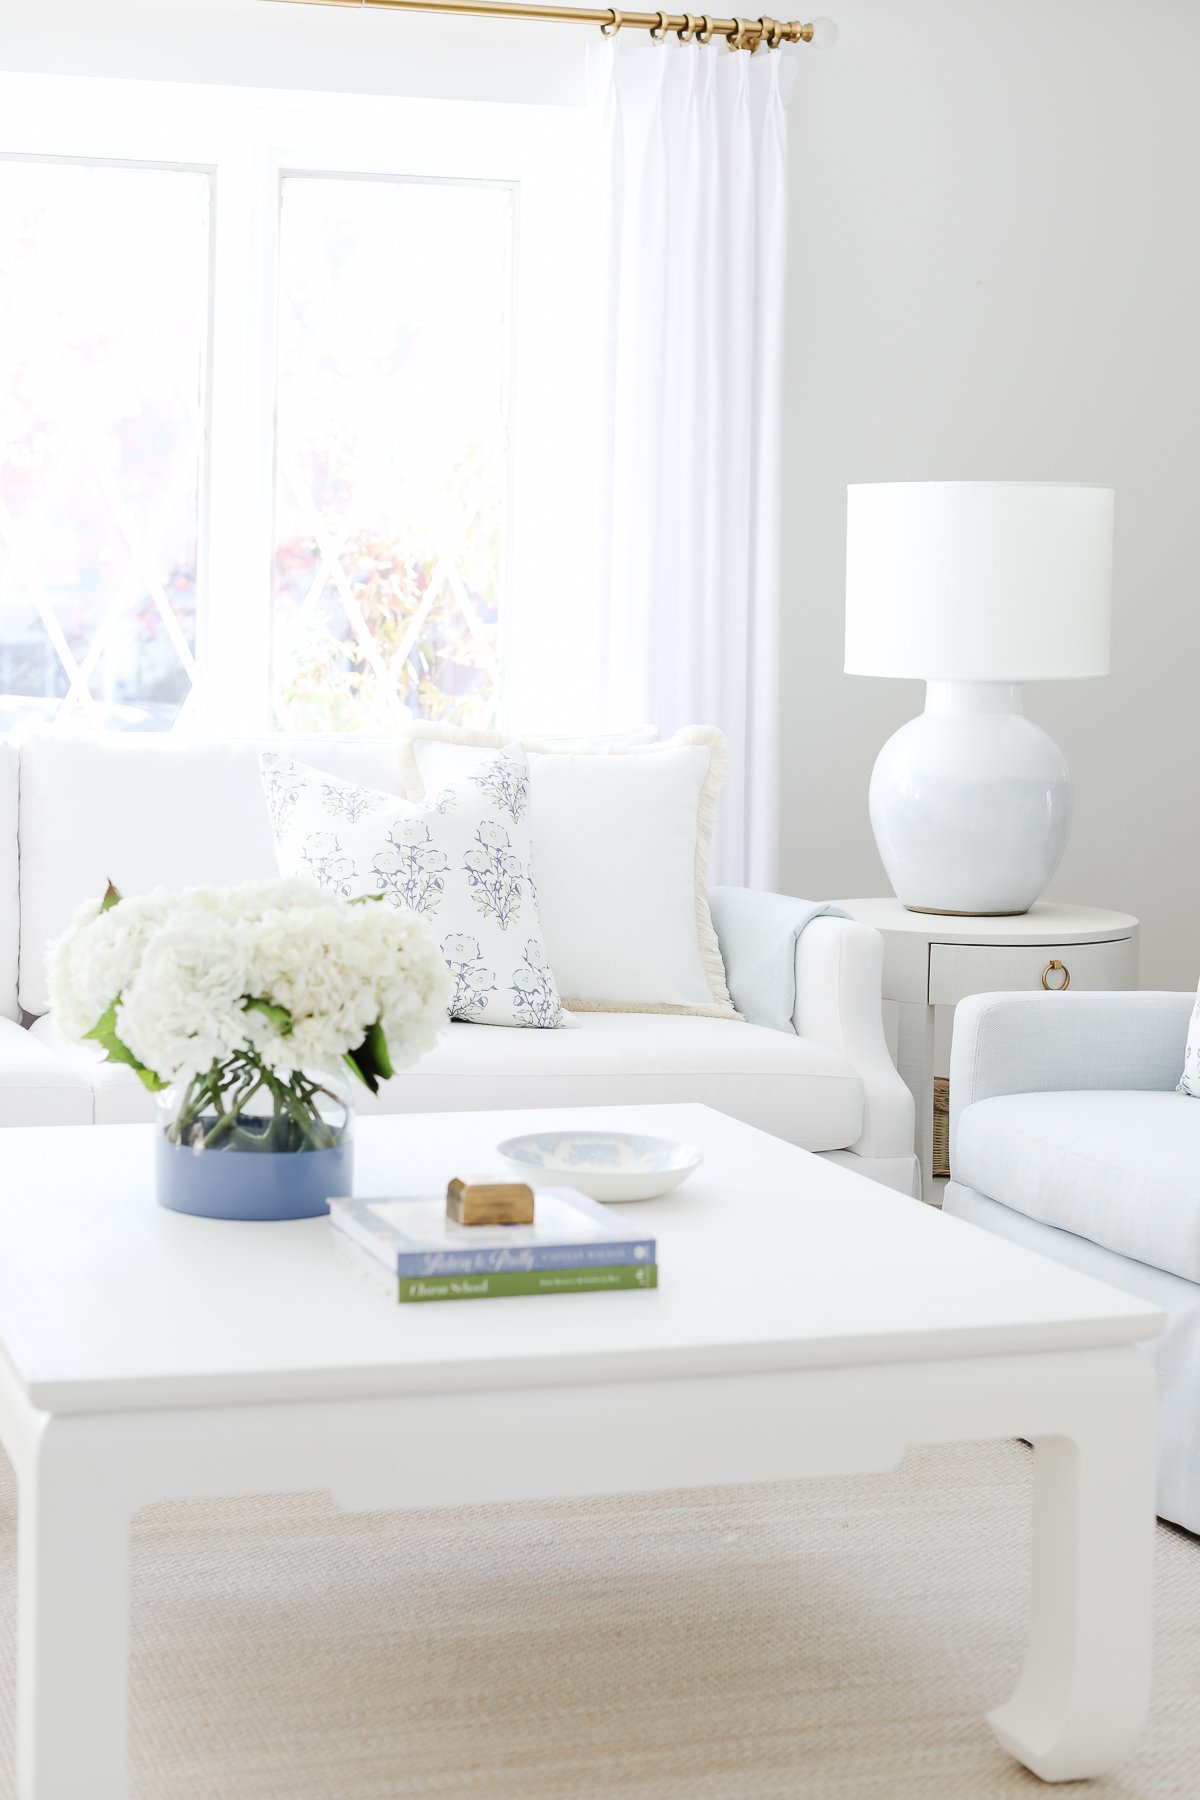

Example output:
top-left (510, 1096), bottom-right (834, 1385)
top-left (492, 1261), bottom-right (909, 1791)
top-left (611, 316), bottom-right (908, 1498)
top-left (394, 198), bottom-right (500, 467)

top-left (781, 0), bottom-right (1200, 990)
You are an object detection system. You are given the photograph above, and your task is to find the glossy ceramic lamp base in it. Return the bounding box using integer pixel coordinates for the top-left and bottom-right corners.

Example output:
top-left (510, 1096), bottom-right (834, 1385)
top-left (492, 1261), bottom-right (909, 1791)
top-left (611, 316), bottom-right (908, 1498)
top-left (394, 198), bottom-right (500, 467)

top-left (869, 682), bottom-right (1072, 917)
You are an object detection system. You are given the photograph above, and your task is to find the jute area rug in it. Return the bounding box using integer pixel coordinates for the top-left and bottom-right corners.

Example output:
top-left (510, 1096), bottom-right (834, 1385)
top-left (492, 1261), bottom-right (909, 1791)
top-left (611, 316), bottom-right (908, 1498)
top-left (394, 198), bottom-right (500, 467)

top-left (0, 1439), bottom-right (1196, 1799)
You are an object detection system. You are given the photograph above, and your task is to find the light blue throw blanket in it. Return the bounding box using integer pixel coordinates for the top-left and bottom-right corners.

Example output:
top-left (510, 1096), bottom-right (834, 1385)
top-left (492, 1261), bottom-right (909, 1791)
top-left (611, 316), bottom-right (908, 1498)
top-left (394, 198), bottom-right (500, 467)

top-left (709, 888), bottom-right (850, 1034)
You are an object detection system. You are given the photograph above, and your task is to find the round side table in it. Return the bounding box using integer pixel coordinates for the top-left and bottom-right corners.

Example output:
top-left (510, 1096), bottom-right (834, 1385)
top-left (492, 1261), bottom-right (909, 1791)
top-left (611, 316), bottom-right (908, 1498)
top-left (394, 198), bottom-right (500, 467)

top-left (838, 900), bottom-right (1140, 1203)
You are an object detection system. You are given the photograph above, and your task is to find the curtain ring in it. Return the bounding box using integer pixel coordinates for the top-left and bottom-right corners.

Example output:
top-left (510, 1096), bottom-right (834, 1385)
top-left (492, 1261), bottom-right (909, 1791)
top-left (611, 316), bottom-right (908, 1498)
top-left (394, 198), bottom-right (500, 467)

top-left (695, 12), bottom-right (715, 40)
top-left (676, 11), bottom-right (699, 40)
top-left (600, 7), bottom-right (621, 35)
top-left (650, 9), bottom-right (671, 39)
top-left (766, 16), bottom-right (786, 47)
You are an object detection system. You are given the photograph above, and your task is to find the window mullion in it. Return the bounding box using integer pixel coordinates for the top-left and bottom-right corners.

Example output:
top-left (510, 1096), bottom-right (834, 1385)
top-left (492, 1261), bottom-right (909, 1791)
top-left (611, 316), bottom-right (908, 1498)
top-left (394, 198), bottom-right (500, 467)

top-left (199, 127), bottom-right (278, 738)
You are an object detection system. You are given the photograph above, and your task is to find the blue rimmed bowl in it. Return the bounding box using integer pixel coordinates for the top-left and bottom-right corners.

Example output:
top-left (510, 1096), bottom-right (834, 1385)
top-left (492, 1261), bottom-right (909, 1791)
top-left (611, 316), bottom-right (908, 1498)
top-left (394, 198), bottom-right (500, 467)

top-left (496, 1129), bottom-right (703, 1204)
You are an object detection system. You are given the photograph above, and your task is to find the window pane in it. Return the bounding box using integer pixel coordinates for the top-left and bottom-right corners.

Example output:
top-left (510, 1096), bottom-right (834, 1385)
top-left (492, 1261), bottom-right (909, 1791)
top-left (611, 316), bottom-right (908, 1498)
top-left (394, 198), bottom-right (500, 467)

top-left (272, 176), bottom-right (514, 734)
top-left (0, 160), bottom-right (210, 732)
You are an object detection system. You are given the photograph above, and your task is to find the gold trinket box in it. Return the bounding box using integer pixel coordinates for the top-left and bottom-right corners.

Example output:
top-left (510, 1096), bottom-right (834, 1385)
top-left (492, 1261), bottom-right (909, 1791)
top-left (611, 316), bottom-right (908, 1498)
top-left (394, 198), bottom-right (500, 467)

top-left (446, 1174), bottom-right (535, 1227)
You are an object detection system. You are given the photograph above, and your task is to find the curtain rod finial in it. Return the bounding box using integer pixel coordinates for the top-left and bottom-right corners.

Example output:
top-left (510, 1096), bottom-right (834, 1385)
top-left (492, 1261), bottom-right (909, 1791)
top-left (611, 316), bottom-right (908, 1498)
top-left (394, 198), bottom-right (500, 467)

top-left (806, 15), bottom-right (838, 48)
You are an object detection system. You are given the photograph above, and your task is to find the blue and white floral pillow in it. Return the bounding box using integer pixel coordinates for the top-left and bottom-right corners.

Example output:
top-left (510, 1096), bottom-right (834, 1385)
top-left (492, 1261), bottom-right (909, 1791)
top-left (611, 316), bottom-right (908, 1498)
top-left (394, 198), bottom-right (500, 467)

top-left (260, 748), bottom-right (567, 1029)
top-left (1179, 987), bottom-right (1200, 1097)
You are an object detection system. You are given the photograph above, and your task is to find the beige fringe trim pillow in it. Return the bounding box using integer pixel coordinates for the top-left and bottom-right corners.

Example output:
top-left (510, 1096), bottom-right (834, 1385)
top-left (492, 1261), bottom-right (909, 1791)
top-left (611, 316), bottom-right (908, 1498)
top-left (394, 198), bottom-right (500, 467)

top-left (397, 723), bottom-right (736, 1019)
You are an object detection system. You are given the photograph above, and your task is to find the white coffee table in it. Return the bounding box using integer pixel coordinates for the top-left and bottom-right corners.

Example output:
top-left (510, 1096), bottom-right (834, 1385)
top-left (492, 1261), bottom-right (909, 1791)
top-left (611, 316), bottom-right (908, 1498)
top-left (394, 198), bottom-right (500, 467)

top-left (0, 1102), bottom-right (1164, 1798)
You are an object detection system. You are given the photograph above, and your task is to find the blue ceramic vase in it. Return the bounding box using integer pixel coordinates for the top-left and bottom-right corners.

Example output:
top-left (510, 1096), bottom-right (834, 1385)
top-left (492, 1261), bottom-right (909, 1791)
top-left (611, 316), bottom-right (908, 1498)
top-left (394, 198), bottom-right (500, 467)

top-left (155, 1069), bottom-right (354, 1221)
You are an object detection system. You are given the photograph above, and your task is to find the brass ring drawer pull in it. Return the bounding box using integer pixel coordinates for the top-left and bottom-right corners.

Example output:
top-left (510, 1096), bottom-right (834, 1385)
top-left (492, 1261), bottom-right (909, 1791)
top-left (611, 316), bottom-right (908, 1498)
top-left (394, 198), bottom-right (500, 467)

top-left (1041, 960), bottom-right (1071, 992)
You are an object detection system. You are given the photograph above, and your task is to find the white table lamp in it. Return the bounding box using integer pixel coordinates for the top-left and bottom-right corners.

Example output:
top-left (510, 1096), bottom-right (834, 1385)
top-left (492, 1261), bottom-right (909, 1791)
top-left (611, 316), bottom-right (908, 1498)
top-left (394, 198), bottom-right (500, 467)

top-left (845, 481), bottom-right (1113, 916)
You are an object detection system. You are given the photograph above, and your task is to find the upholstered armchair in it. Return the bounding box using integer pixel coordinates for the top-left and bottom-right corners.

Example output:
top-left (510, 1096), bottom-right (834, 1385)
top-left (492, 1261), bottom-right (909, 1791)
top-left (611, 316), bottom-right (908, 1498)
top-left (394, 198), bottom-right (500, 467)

top-left (943, 988), bottom-right (1199, 1532)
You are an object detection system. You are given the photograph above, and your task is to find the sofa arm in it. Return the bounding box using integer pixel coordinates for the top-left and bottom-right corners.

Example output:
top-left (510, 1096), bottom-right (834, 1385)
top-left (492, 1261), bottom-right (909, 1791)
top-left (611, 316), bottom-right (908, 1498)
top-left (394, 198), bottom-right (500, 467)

top-left (794, 916), bottom-right (916, 1162)
top-left (709, 886), bottom-right (848, 1032)
top-left (949, 989), bottom-right (1194, 1163)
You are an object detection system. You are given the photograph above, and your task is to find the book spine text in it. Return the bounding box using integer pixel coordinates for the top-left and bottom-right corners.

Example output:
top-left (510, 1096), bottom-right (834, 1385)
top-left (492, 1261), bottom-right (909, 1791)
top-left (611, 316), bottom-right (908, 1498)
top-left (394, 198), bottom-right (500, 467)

top-left (397, 1265), bottom-right (659, 1303)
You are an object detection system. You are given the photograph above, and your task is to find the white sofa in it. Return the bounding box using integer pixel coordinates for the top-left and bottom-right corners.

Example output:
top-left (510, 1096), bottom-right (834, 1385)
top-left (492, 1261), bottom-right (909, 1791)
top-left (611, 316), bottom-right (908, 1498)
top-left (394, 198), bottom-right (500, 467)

top-left (0, 732), bottom-right (918, 1194)
top-left (945, 989), bottom-right (1200, 1532)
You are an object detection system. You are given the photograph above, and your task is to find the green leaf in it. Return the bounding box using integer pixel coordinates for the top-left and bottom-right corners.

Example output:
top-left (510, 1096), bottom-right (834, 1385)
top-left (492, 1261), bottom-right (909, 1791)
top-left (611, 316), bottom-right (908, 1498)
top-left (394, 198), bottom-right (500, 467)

top-left (100, 880), bottom-right (123, 913)
top-left (83, 1001), bottom-right (167, 1092)
top-left (243, 996), bottom-right (294, 1035)
top-left (344, 1018), bottom-right (393, 1095)
top-left (347, 892), bottom-right (384, 906)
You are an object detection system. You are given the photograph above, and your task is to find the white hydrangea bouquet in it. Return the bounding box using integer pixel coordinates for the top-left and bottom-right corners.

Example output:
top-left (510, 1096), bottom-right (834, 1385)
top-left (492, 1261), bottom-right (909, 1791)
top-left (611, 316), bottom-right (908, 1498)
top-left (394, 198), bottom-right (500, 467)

top-left (48, 878), bottom-right (449, 1217)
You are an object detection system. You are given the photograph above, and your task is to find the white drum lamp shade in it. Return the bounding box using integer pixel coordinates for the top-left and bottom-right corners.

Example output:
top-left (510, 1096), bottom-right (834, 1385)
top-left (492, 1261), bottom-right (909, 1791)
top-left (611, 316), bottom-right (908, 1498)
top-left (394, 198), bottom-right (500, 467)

top-left (844, 482), bottom-right (1114, 917)
top-left (846, 482), bottom-right (1113, 680)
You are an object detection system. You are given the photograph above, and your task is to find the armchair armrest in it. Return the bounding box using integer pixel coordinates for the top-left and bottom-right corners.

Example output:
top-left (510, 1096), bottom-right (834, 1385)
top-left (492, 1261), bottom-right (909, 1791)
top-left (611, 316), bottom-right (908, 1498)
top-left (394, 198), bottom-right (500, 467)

top-left (795, 916), bottom-right (915, 1162)
top-left (949, 989), bottom-right (1194, 1164)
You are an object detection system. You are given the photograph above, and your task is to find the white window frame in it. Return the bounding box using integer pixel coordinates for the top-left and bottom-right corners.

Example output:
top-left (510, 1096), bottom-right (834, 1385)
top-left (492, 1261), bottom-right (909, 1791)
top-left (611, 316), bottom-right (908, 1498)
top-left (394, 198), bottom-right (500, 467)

top-left (0, 71), bottom-right (603, 737)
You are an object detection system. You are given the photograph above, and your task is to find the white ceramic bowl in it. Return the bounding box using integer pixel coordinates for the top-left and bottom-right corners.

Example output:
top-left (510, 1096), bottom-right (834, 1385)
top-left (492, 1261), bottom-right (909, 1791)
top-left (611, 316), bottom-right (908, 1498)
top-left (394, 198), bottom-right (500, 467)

top-left (496, 1130), bottom-right (704, 1204)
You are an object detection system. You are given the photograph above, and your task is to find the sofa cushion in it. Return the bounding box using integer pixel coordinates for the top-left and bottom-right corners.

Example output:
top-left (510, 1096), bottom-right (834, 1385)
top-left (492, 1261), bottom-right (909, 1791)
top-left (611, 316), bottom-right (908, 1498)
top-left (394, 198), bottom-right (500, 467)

top-left (262, 748), bottom-right (567, 1029)
top-left (400, 724), bottom-right (735, 1019)
top-left (0, 740), bottom-right (18, 1021)
top-left (0, 1019), bottom-right (93, 1127)
top-left (956, 1089), bottom-right (1200, 1282)
top-left (30, 1011), bottom-right (865, 1150)
top-left (17, 732), bottom-right (404, 1017)
top-left (395, 722), bottom-right (658, 795)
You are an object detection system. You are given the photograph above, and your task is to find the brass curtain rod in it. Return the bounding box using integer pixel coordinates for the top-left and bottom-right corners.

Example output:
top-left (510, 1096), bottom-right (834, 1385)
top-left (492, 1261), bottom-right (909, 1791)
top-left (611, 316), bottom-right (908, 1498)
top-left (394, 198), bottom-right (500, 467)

top-left (264, 0), bottom-right (818, 53)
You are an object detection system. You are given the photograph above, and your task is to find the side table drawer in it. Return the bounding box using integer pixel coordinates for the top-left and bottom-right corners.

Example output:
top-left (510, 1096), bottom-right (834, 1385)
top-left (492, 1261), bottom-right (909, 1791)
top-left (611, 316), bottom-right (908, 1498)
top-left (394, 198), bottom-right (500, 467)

top-left (927, 936), bottom-right (1138, 1006)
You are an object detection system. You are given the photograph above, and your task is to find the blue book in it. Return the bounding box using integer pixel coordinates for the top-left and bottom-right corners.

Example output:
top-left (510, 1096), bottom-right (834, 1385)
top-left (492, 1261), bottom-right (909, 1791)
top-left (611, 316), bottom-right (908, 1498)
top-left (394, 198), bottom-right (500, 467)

top-left (329, 1187), bottom-right (656, 1278)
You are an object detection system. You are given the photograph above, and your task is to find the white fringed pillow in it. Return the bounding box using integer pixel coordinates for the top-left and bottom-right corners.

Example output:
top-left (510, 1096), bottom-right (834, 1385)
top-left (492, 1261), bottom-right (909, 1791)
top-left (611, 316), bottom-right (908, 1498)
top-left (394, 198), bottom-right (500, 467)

top-left (261, 747), bottom-right (567, 1030)
top-left (397, 724), bottom-right (736, 1019)
top-left (1179, 988), bottom-right (1200, 1096)
top-left (395, 722), bottom-right (657, 798)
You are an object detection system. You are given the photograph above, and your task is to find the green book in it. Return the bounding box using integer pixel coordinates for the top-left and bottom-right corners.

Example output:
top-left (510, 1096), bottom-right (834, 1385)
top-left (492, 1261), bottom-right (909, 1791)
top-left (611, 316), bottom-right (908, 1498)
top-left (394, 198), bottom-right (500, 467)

top-left (397, 1263), bottom-right (659, 1304)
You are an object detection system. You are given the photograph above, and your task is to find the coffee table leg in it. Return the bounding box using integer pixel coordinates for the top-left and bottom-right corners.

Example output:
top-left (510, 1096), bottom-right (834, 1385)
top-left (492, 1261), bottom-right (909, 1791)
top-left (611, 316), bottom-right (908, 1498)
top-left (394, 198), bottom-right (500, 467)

top-left (987, 1348), bottom-right (1155, 1782)
top-left (17, 1420), bottom-right (130, 1800)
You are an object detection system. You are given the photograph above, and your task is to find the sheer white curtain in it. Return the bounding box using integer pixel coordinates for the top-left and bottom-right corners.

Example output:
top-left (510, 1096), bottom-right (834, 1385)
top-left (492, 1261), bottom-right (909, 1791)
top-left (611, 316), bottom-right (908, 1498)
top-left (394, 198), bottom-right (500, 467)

top-left (592, 34), bottom-right (797, 889)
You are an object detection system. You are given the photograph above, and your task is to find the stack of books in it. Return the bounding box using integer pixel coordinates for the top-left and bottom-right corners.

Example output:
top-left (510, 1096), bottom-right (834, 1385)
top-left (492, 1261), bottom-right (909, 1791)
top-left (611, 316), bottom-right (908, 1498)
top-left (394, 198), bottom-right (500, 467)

top-left (330, 1188), bottom-right (658, 1303)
